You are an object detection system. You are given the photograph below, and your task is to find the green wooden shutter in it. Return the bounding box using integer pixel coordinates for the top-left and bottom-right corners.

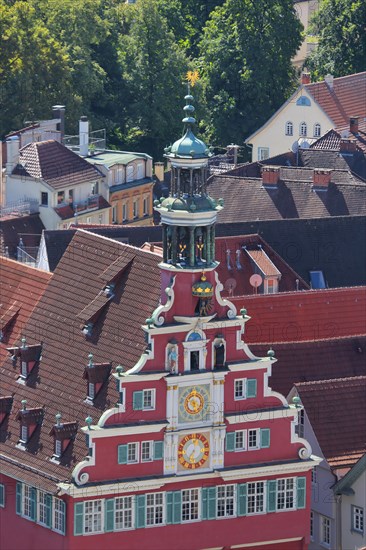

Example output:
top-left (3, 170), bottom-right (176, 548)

top-left (153, 441), bottom-right (164, 460)
top-left (45, 494), bottom-right (53, 528)
top-left (74, 502), bottom-right (84, 535)
top-left (225, 432), bottom-right (235, 452)
top-left (0, 484), bottom-right (5, 507)
top-left (237, 484), bottom-right (247, 516)
top-left (133, 391), bottom-right (143, 410)
top-left (60, 500), bottom-right (66, 535)
top-left (136, 495), bottom-right (146, 528)
top-left (260, 428), bottom-right (270, 448)
top-left (172, 491), bottom-right (181, 524)
top-left (296, 477), bottom-right (306, 509)
top-left (207, 487), bottom-right (217, 520)
top-left (118, 444), bottom-right (128, 464)
top-left (267, 480), bottom-right (277, 512)
top-left (16, 482), bottom-right (22, 515)
top-left (105, 498), bottom-right (115, 532)
top-left (246, 379), bottom-right (257, 398)
top-left (30, 487), bottom-right (37, 521)
top-left (201, 488), bottom-right (208, 520)
top-left (166, 492), bottom-right (174, 524)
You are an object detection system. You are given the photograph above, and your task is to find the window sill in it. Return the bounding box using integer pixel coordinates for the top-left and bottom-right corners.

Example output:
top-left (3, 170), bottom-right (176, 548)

top-left (234, 396), bottom-right (246, 401)
top-left (350, 528), bottom-right (364, 536)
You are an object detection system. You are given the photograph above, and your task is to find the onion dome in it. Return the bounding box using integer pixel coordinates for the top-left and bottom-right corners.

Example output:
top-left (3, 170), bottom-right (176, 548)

top-left (192, 273), bottom-right (214, 297)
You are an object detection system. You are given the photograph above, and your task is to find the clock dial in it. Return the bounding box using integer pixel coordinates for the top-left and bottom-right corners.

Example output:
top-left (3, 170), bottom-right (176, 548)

top-left (178, 385), bottom-right (210, 423)
top-left (178, 433), bottom-right (210, 469)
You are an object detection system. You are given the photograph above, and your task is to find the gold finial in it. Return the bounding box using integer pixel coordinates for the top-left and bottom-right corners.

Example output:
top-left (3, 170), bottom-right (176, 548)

top-left (186, 70), bottom-right (200, 88)
top-left (201, 271), bottom-right (206, 281)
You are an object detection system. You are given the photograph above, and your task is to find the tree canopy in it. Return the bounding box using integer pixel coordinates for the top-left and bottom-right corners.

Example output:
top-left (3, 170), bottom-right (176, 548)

top-left (306, 0), bottom-right (366, 79)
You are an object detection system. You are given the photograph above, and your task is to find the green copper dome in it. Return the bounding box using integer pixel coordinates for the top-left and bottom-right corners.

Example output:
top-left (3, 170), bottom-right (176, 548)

top-left (160, 194), bottom-right (217, 213)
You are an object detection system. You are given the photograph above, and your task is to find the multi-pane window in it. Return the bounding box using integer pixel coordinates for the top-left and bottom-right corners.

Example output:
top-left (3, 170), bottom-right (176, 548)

top-left (115, 496), bottom-right (133, 530)
top-left (352, 506), bottom-right (364, 533)
top-left (299, 122), bottom-right (307, 136)
top-left (311, 467), bottom-right (317, 484)
top-left (143, 196), bottom-right (149, 216)
top-left (84, 500), bottom-right (103, 534)
top-left (314, 123), bottom-right (321, 137)
top-left (0, 483), bottom-right (4, 507)
top-left (20, 425), bottom-right (28, 443)
top-left (112, 205), bottom-right (117, 223)
top-left (285, 121), bottom-right (293, 136)
top-left (258, 147), bottom-right (269, 161)
top-left (38, 491), bottom-right (47, 526)
top-left (133, 199), bottom-right (139, 219)
top-left (277, 478), bottom-right (295, 510)
top-left (54, 498), bottom-right (65, 533)
top-left (143, 389), bottom-right (155, 410)
top-left (41, 192), bottom-right (48, 206)
top-left (57, 191), bottom-right (65, 204)
top-left (296, 408), bottom-right (305, 437)
top-left (88, 382), bottom-right (95, 400)
top-left (182, 489), bottom-right (199, 522)
top-left (122, 203), bottom-right (128, 222)
top-left (248, 429), bottom-right (260, 450)
top-left (234, 379), bottom-right (245, 400)
top-left (247, 482), bottom-right (265, 514)
top-left (146, 493), bottom-right (164, 526)
top-left (235, 430), bottom-right (246, 451)
top-left (141, 441), bottom-right (153, 462)
top-left (127, 442), bottom-right (138, 463)
top-left (23, 484), bottom-right (32, 519)
top-left (321, 516), bottom-right (331, 545)
top-left (21, 361), bottom-right (28, 378)
top-left (217, 485), bottom-right (235, 518)
top-left (55, 439), bottom-right (62, 458)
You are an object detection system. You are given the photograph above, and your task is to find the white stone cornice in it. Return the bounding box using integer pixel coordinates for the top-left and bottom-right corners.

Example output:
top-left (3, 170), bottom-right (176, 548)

top-left (214, 271), bottom-right (237, 319)
top-left (151, 275), bottom-right (176, 326)
top-left (226, 407), bottom-right (295, 424)
top-left (80, 422), bottom-right (168, 438)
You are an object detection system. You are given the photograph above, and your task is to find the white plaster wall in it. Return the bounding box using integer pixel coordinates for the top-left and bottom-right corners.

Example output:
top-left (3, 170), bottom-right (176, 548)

top-left (248, 88), bottom-right (332, 160)
top-left (341, 470), bottom-right (366, 550)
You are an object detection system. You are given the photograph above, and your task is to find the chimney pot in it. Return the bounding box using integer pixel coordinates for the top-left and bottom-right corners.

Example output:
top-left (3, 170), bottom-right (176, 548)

top-left (154, 162), bottom-right (164, 182)
top-left (301, 72), bottom-right (311, 85)
top-left (79, 116), bottom-right (89, 157)
top-left (52, 105), bottom-right (65, 142)
top-left (313, 169), bottom-right (332, 188)
top-left (350, 116), bottom-right (359, 134)
top-left (261, 166), bottom-right (280, 187)
top-left (340, 138), bottom-right (357, 154)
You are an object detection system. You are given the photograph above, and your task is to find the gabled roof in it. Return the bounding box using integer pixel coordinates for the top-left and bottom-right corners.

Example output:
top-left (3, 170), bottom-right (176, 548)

top-left (333, 453), bottom-right (366, 495)
top-left (12, 140), bottom-right (104, 190)
top-left (305, 72), bottom-right (366, 129)
top-left (0, 213), bottom-right (45, 260)
top-left (295, 376), bottom-right (366, 468)
top-left (0, 230), bottom-right (162, 490)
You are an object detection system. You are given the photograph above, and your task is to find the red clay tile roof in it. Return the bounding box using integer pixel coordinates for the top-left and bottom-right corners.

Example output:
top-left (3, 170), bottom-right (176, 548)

top-left (0, 258), bottom-right (51, 363)
top-left (295, 376), bottom-right (366, 468)
top-left (305, 72), bottom-right (366, 128)
top-left (245, 248), bottom-right (281, 277)
top-left (251, 336), bottom-right (366, 397)
top-left (13, 140), bottom-right (103, 190)
top-left (233, 286), bottom-right (366, 344)
top-left (54, 196), bottom-right (111, 220)
top-left (0, 230), bottom-right (162, 489)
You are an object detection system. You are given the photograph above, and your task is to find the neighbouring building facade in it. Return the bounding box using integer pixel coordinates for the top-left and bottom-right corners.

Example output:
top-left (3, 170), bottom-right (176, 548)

top-left (0, 94), bottom-right (319, 550)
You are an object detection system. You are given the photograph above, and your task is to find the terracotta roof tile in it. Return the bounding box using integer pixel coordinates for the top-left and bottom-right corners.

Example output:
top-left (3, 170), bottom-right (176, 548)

top-left (305, 72), bottom-right (366, 128)
top-left (295, 376), bottom-right (366, 468)
top-left (13, 140), bottom-right (104, 190)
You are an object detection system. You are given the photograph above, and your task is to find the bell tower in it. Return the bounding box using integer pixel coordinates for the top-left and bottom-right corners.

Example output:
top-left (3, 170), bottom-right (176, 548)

top-left (155, 93), bottom-right (223, 268)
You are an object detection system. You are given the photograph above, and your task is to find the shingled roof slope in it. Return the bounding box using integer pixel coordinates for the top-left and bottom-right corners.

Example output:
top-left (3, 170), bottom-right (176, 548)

top-left (295, 376), bottom-right (366, 468)
top-left (0, 230), bottom-right (162, 489)
top-left (305, 72), bottom-right (366, 128)
top-left (0, 213), bottom-right (45, 260)
top-left (12, 140), bottom-right (103, 190)
top-left (251, 336), bottom-right (366, 397)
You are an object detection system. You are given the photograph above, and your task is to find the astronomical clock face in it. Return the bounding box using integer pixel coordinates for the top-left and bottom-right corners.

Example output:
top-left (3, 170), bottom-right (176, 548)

top-left (178, 433), bottom-right (210, 470)
top-left (178, 385), bottom-right (210, 423)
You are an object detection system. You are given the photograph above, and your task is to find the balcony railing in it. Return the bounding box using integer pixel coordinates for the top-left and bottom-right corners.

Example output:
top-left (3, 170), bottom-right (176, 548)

top-left (0, 198), bottom-right (39, 218)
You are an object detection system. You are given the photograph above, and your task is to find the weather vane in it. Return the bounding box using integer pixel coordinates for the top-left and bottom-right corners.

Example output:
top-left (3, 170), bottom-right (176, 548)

top-left (186, 70), bottom-right (200, 93)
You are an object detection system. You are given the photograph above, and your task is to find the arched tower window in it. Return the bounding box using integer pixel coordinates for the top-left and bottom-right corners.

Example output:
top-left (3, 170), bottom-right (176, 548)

top-left (299, 122), bottom-right (307, 137)
top-left (313, 123), bottom-right (321, 138)
top-left (285, 121), bottom-right (293, 136)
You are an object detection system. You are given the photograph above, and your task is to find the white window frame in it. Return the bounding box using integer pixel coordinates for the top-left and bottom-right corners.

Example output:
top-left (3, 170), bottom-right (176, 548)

top-left (146, 492), bottom-right (165, 526)
top-left (88, 382), bottom-right (95, 400)
top-left (143, 196), bottom-right (149, 216)
top-left (142, 389), bottom-right (156, 410)
top-left (248, 428), bottom-right (260, 450)
top-left (352, 505), bottom-right (364, 534)
top-left (141, 440), bottom-right (153, 462)
top-left (122, 202), bottom-right (128, 222)
top-left (320, 515), bottom-right (331, 546)
top-left (115, 495), bottom-right (134, 531)
top-left (299, 122), bottom-right (307, 137)
top-left (285, 121), bottom-right (293, 136)
top-left (38, 490), bottom-right (47, 526)
top-left (53, 497), bottom-right (65, 534)
top-left (234, 379), bottom-right (246, 400)
top-left (247, 481), bottom-right (265, 515)
top-left (20, 425), bottom-right (28, 444)
top-left (21, 361), bottom-right (28, 378)
top-left (296, 408), bottom-right (305, 438)
top-left (127, 442), bottom-right (139, 464)
top-left (265, 278), bottom-right (278, 294)
top-left (84, 499), bottom-right (103, 534)
top-left (133, 198), bottom-right (139, 219)
top-left (258, 147), bottom-right (269, 161)
top-left (55, 439), bottom-right (62, 458)
top-left (112, 205), bottom-right (117, 223)
top-left (235, 430), bottom-right (247, 451)
top-left (182, 488), bottom-right (200, 522)
top-left (277, 477), bottom-right (295, 511)
top-left (22, 484), bottom-right (32, 519)
top-left (311, 466), bottom-right (317, 485)
top-left (314, 123), bottom-right (321, 137)
top-left (217, 484), bottom-right (236, 518)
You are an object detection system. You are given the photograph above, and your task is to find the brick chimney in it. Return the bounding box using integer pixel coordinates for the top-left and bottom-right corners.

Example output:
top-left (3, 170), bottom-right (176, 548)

top-left (313, 169), bottom-right (332, 189)
top-left (301, 72), bottom-right (311, 85)
top-left (154, 162), bottom-right (164, 181)
top-left (340, 138), bottom-right (357, 154)
top-left (349, 116), bottom-right (359, 134)
top-left (261, 166), bottom-right (280, 187)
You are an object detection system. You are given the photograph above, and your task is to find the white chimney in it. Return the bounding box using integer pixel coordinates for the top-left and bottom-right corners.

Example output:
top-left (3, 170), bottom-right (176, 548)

top-left (52, 105), bottom-right (65, 142)
top-left (324, 74), bottom-right (334, 90)
top-left (79, 116), bottom-right (89, 157)
top-left (6, 136), bottom-right (20, 175)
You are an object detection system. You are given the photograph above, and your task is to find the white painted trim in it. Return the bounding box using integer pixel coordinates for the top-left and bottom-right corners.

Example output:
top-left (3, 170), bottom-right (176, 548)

top-left (226, 407), bottom-right (295, 424)
top-left (72, 440), bottom-right (96, 486)
top-left (219, 456), bottom-right (322, 481)
top-left (214, 271), bottom-right (237, 319)
top-left (112, 372), bottom-right (168, 384)
top-left (263, 363), bottom-right (288, 407)
top-left (232, 537), bottom-right (303, 548)
top-left (81, 423), bottom-right (168, 438)
top-left (228, 361), bottom-right (268, 372)
top-left (159, 210), bottom-right (218, 226)
top-left (151, 275), bottom-right (176, 326)
top-left (159, 262), bottom-right (219, 274)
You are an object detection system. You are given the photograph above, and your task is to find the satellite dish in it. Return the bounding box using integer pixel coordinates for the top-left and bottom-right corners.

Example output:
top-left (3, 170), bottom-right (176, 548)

top-left (340, 130), bottom-right (349, 138)
top-left (224, 278), bottom-right (237, 291)
top-left (249, 274), bottom-right (263, 288)
top-left (298, 138), bottom-right (310, 149)
top-left (291, 140), bottom-right (299, 153)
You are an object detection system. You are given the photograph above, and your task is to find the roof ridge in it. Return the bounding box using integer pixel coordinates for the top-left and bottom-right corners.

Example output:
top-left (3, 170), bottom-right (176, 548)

top-left (75, 228), bottom-right (163, 259)
top-left (251, 334), bottom-right (366, 346)
top-left (296, 375), bottom-right (366, 388)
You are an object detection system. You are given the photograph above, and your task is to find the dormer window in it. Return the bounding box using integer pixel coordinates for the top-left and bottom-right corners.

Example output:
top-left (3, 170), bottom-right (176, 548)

top-left (16, 400), bottom-right (44, 448)
top-left (83, 354), bottom-right (111, 403)
top-left (20, 425), bottom-right (28, 444)
top-left (21, 361), bottom-right (28, 378)
top-left (7, 338), bottom-right (42, 381)
top-left (88, 382), bottom-right (95, 400)
top-left (49, 414), bottom-right (78, 461)
top-left (0, 396), bottom-right (13, 426)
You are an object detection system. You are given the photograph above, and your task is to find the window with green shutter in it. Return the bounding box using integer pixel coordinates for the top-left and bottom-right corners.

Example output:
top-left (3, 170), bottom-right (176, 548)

top-left (246, 379), bottom-right (257, 398)
top-left (296, 477), bottom-right (306, 509)
top-left (201, 488), bottom-right (208, 520)
top-left (136, 495), bottom-right (146, 528)
top-left (30, 487), bottom-right (37, 521)
top-left (267, 480), bottom-right (277, 513)
top-left (16, 482), bottom-right (22, 515)
top-left (45, 494), bottom-right (52, 528)
top-left (133, 391), bottom-right (143, 411)
top-left (153, 440), bottom-right (164, 460)
top-left (207, 487), bottom-right (216, 520)
top-left (225, 432), bottom-right (235, 452)
top-left (260, 428), bottom-right (270, 448)
top-left (118, 444), bottom-right (128, 464)
top-left (237, 484), bottom-right (247, 516)
top-left (105, 498), bottom-right (115, 532)
top-left (74, 502), bottom-right (84, 535)
top-left (0, 484), bottom-right (4, 508)
top-left (166, 491), bottom-right (181, 524)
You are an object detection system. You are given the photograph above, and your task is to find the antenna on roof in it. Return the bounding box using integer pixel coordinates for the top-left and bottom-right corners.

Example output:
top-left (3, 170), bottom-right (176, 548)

top-left (249, 274), bottom-right (262, 295)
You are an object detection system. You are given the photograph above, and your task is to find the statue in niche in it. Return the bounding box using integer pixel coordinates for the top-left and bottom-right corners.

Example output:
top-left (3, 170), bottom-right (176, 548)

top-left (166, 226), bottom-right (172, 261)
top-left (214, 341), bottom-right (225, 368)
top-left (198, 297), bottom-right (213, 317)
top-left (196, 229), bottom-right (204, 263)
top-left (167, 345), bottom-right (178, 373)
top-left (178, 227), bottom-right (188, 263)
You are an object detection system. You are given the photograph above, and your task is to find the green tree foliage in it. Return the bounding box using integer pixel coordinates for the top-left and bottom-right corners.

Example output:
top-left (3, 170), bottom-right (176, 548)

top-left (306, 0), bottom-right (366, 79)
top-left (198, 0), bottom-right (303, 148)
